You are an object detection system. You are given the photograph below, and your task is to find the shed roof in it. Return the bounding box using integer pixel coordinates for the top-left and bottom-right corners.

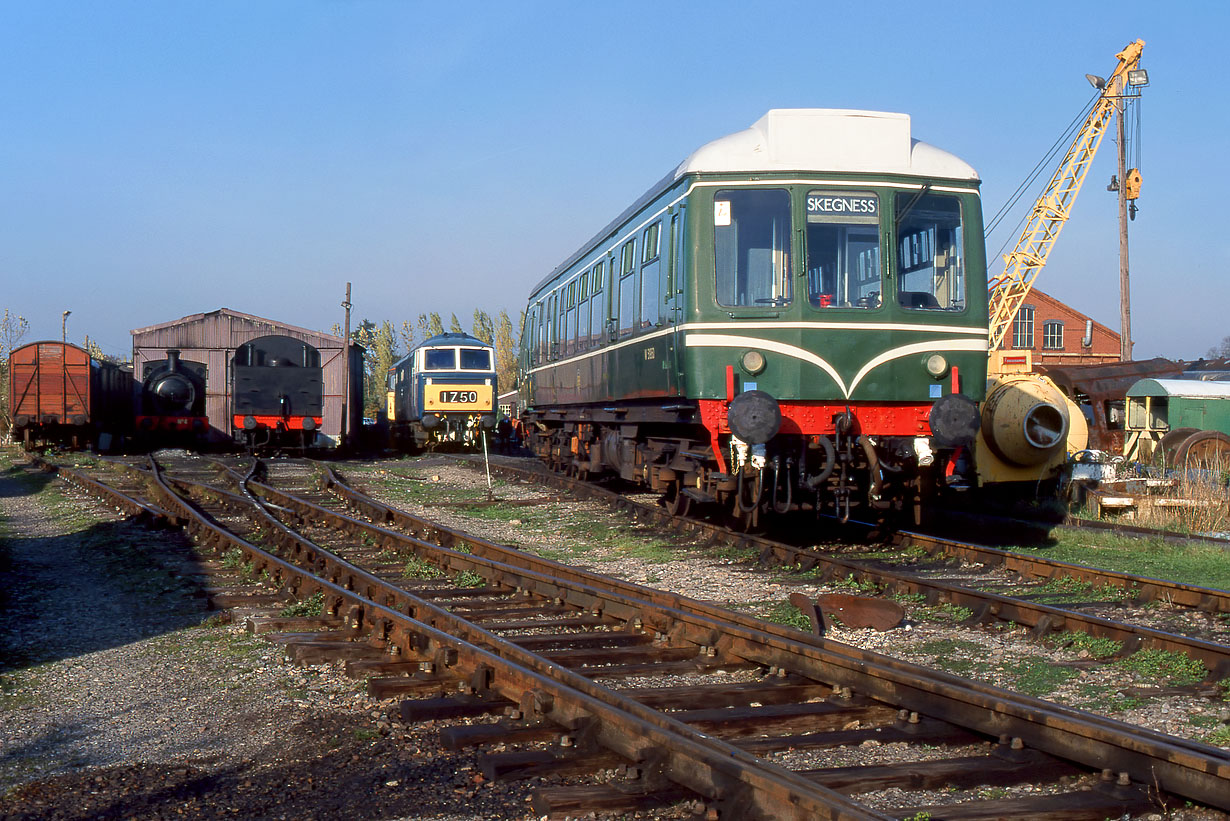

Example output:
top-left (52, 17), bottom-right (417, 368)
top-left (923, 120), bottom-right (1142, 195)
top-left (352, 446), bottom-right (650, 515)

top-left (1127, 379), bottom-right (1230, 399)
top-left (130, 307), bottom-right (348, 348)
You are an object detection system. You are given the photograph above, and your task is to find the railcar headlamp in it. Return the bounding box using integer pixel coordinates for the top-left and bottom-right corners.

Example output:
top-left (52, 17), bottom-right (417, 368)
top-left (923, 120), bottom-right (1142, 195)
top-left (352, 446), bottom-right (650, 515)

top-left (925, 353), bottom-right (949, 378)
top-left (740, 350), bottom-right (766, 375)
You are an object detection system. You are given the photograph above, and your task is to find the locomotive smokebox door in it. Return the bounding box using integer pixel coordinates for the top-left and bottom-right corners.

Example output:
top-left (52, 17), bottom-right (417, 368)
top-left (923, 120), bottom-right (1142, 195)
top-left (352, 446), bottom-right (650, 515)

top-left (727, 390), bottom-right (782, 444)
top-left (928, 393), bottom-right (980, 447)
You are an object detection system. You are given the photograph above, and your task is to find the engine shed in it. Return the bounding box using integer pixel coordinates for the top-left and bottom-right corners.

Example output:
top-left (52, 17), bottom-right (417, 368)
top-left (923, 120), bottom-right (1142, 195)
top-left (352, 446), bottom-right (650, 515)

top-left (130, 308), bottom-right (364, 447)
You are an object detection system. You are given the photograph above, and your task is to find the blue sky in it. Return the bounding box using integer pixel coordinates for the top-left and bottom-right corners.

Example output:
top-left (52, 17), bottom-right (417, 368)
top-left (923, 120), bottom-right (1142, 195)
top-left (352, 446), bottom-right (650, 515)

top-left (2, 1), bottom-right (1226, 359)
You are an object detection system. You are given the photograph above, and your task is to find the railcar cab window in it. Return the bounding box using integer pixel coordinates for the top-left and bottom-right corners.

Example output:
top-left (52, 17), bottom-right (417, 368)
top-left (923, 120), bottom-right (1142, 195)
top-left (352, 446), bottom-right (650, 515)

top-left (894, 192), bottom-right (965, 311)
top-left (714, 188), bottom-right (792, 308)
top-left (425, 349), bottom-right (457, 370)
top-left (805, 191), bottom-right (881, 309)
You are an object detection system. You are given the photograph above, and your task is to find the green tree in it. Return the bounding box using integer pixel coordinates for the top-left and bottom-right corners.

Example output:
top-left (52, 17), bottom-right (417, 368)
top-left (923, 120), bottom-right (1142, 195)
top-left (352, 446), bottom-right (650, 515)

top-left (368, 320), bottom-right (399, 417)
top-left (472, 309), bottom-right (494, 345)
top-left (0, 309), bottom-right (31, 440)
top-left (418, 312), bottom-right (444, 339)
top-left (398, 320), bottom-right (416, 352)
top-left (448, 313), bottom-right (464, 333)
top-left (494, 309), bottom-right (519, 395)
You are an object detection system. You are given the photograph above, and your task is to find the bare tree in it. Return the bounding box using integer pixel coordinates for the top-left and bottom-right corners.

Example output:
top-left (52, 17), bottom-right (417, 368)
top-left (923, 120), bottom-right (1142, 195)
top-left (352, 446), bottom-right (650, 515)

top-left (0, 309), bottom-right (31, 441)
top-left (1207, 335), bottom-right (1230, 359)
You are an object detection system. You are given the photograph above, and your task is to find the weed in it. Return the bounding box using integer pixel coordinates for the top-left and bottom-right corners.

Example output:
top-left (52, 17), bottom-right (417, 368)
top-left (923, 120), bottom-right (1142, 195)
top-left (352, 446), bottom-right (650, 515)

top-left (1007, 660), bottom-right (1079, 697)
top-left (891, 592), bottom-right (928, 605)
top-left (402, 557), bottom-right (445, 580)
top-left (455, 569), bottom-right (486, 588)
top-left (1045, 631), bottom-right (1123, 659)
top-left (915, 602), bottom-right (973, 623)
top-left (279, 592), bottom-right (325, 618)
top-left (762, 601), bottom-right (812, 631)
top-left (1113, 649), bottom-right (1208, 687)
top-left (828, 574), bottom-right (880, 594)
top-left (1033, 577), bottom-right (1126, 603)
top-left (353, 727), bottom-right (378, 741)
top-left (221, 548), bottom-right (246, 570)
top-left (1204, 724), bottom-right (1230, 746)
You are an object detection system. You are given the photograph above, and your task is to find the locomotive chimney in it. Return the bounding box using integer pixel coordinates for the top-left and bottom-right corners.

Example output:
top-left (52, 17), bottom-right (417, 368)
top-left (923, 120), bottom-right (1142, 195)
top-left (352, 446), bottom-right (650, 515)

top-left (166, 350), bottom-right (181, 372)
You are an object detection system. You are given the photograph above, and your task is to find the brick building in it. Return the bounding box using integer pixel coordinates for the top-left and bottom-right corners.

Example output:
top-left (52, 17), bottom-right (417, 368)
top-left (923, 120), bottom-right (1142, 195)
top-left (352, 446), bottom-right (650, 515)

top-left (1008, 288), bottom-right (1121, 365)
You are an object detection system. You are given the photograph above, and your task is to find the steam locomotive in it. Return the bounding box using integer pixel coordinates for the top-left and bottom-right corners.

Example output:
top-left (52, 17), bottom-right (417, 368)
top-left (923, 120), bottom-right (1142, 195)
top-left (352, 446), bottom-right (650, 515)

top-left (136, 349), bottom-right (209, 441)
top-left (231, 334), bottom-right (323, 450)
top-left (518, 109), bottom-right (991, 527)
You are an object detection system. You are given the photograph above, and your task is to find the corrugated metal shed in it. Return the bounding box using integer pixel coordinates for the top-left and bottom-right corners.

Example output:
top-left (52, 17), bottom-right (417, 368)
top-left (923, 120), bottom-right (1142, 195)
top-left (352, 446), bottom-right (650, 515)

top-left (131, 308), bottom-right (363, 446)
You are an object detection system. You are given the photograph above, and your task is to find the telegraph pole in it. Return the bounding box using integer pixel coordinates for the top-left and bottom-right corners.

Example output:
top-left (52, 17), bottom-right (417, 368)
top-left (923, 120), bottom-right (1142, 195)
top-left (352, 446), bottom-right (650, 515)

top-left (1116, 99), bottom-right (1133, 362)
top-left (341, 282), bottom-right (352, 451)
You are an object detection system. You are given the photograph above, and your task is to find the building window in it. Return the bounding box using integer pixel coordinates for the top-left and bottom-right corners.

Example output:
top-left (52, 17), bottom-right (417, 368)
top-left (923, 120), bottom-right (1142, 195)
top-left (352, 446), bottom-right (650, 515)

top-left (1012, 305), bottom-right (1035, 349)
top-left (1042, 321), bottom-right (1064, 350)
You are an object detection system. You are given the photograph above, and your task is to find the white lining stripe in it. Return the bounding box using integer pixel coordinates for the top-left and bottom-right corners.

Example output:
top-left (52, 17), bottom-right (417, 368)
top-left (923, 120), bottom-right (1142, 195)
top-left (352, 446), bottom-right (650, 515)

top-left (526, 320), bottom-right (986, 375)
top-left (684, 334), bottom-right (988, 399)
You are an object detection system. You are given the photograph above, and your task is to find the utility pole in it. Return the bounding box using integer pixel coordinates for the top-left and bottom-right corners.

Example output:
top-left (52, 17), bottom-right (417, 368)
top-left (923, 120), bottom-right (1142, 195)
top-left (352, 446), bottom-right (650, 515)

top-left (61, 310), bottom-right (71, 419)
top-left (341, 282), bottom-right (352, 452)
top-left (1116, 98), bottom-right (1133, 362)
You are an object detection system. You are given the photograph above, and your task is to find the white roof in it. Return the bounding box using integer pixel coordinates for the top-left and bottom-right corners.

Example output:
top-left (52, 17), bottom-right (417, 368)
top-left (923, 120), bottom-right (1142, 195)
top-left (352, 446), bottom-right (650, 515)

top-left (676, 109), bottom-right (979, 182)
top-left (1131, 379), bottom-right (1230, 399)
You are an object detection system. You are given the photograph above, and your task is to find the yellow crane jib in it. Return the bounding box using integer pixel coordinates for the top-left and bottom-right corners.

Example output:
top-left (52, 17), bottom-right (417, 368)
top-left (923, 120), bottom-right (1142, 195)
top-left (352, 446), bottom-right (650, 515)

top-left (986, 38), bottom-right (1144, 354)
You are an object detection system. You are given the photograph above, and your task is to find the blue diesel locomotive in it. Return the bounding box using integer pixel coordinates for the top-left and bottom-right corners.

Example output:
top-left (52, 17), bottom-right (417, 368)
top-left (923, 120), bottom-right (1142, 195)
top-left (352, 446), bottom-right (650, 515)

top-left (390, 332), bottom-right (497, 450)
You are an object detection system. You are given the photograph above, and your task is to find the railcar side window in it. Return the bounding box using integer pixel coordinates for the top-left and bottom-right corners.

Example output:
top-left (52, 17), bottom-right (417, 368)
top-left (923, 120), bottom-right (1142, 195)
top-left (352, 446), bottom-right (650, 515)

top-left (641, 222), bottom-right (662, 328)
top-left (425, 349), bottom-right (456, 370)
top-left (618, 239), bottom-right (637, 337)
top-left (714, 188), bottom-right (792, 308)
top-left (590, 262), bottom-right (605, 345)
top-left (460, 349), bottom-right (491, 370)
top-left (805, 190), bottom-right (881, 309)
top-left (894, 193), bottom-right (965, 311)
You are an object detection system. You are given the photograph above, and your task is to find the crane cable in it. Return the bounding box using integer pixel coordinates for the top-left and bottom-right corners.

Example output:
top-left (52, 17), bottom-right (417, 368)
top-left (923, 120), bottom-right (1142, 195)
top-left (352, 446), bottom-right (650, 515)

top-left (984, 89), bottom-right (1102, 261)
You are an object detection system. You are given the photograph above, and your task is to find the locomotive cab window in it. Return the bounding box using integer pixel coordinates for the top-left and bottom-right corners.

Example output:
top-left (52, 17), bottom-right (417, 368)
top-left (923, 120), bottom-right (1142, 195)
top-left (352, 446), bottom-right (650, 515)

top-left (714, 188), bottom-right (792, 308)
top-left (805, 191), bottom-right (881, 309)
top-left (460, 349), bottom-right (492, 371)
top-left (425, 349), bottom-right (457, 370)
top-left (894, 192), bottom-right (965, 311)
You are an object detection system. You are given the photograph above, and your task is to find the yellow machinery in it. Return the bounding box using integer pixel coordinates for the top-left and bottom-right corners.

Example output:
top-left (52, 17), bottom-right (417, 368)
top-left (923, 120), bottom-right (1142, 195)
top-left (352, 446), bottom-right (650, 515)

top-left (976, 40), bottom-right (1144, 485)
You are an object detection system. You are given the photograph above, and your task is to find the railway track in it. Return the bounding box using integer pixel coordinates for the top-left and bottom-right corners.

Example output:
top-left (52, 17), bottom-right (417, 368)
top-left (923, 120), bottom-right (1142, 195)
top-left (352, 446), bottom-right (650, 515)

top-left (35, 453), bottom-right (1230, 819)
top-left (451, 455), bottom-right (1230, 680)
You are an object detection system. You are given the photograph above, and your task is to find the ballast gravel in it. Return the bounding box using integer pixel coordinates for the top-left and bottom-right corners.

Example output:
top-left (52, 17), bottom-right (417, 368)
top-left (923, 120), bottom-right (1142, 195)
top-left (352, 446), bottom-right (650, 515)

top-left (2, 451), bottom-right (1227, 820)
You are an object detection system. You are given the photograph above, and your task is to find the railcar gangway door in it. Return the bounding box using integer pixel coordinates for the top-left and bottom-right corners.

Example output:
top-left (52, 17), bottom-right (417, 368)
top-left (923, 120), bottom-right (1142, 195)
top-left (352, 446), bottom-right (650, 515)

top-left (666, 206), bottom-right (686, 395)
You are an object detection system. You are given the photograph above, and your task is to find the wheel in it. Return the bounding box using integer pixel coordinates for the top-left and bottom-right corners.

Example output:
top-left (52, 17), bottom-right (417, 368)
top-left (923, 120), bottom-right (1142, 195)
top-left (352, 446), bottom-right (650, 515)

top-left (1158, 427), bottom-right (1200, 466)
top-left (1174, 430), bottom-right (1230, 472)
top-left (728, 503), bottom-right (760, 532)
top-left (663, 482), bottom-right (692, 517)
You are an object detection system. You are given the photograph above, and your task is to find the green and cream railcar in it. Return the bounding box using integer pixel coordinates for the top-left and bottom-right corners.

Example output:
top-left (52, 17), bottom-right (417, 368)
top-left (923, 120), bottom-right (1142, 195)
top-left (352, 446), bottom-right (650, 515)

top-left (519, 109), bottom-right (988, 525)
